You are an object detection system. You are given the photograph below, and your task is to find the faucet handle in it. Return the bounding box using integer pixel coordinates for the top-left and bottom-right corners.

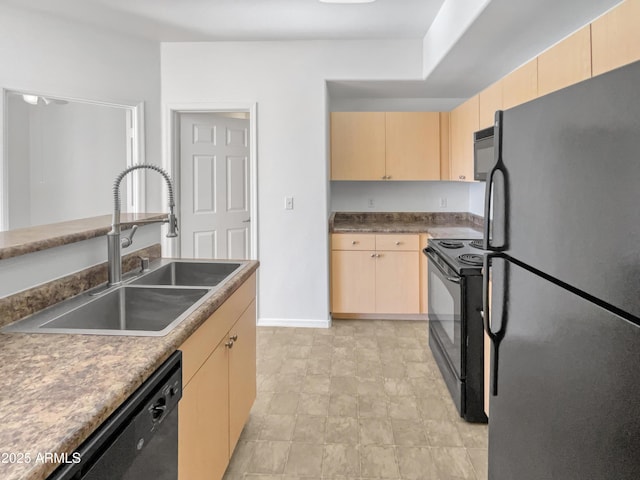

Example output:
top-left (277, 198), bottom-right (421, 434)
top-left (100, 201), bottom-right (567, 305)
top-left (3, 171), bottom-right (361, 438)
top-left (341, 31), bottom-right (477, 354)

top-left (139, 256), bottom-right (150, 272)
top-left (121, 225), bottom-right (138, 248)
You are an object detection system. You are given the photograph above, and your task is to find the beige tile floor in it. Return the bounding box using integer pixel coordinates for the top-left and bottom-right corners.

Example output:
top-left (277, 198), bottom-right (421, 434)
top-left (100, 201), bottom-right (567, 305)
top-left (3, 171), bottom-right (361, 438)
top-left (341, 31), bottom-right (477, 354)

top-left (223, 319), bottom-right (488, 480)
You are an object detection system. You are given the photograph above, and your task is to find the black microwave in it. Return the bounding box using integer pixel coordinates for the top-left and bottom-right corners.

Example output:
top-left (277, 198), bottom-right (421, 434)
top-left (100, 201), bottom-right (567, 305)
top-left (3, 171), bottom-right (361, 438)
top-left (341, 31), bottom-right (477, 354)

top-left (473, 126), bottom-right (494, 181)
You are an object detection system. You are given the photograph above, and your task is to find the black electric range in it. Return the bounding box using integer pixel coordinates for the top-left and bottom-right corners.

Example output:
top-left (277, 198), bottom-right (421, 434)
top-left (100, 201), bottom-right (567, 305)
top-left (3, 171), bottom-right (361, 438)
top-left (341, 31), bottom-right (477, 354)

top-left (423, 238), bottom-right (488, 423)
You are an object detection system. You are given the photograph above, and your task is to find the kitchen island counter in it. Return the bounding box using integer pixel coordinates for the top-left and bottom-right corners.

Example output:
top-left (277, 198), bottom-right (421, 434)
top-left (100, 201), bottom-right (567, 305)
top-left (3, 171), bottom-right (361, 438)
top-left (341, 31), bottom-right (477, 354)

top-left (0, 260), bottom-right (259, 480)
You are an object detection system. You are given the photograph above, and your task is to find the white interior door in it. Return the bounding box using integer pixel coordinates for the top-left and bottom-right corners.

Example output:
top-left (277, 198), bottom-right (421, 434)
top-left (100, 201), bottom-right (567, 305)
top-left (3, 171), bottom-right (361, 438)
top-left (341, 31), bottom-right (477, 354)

top-left (179, 112), bottom-right (250, 259)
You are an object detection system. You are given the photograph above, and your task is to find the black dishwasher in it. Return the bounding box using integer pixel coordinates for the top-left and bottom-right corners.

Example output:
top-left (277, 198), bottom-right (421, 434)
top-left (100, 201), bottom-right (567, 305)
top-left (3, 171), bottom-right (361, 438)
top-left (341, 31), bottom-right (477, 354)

top-left (49, 351), bottom-right (182, 480)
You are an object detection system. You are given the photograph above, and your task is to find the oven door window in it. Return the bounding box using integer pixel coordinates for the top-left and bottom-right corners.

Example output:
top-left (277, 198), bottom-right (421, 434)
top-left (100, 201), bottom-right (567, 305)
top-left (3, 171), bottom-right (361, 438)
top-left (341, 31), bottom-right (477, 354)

top-left (428, 261), bottom-right (462, 378)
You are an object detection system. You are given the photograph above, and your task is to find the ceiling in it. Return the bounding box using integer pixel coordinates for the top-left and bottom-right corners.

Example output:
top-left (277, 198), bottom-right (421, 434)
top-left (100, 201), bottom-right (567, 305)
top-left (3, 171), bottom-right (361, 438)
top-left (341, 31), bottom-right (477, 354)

top-left (4, 0), bottom-right (625, 101)
top-left (3, 0), bottom-right (446, 41)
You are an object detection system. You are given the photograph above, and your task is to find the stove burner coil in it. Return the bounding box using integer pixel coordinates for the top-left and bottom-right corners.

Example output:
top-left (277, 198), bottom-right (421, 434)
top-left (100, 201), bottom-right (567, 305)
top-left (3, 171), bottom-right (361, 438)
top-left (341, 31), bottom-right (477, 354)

top-left (439, 240), bottom-right (464, 249)
top-left (458, 253), bottom-right (484, 266)
top-left (469, 240), bottom-right (484, 250)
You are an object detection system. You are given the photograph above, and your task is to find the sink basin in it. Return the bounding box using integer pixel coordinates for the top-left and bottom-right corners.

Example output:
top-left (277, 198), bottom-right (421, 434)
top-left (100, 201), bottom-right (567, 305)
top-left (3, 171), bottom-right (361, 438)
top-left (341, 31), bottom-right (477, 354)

top-left (130, 261), bottom-right (242, 287)
top-left (1, 259), bottom-right (246, 337)
top-left (2, 286), bottom-right (209, 336)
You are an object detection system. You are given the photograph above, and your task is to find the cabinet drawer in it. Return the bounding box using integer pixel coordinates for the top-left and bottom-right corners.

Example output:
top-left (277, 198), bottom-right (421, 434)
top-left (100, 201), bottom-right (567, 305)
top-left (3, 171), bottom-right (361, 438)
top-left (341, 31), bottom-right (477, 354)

top-left (375, 234), bottom-right (419, 251)
top-left (331, 233), bottom-right (376, 251)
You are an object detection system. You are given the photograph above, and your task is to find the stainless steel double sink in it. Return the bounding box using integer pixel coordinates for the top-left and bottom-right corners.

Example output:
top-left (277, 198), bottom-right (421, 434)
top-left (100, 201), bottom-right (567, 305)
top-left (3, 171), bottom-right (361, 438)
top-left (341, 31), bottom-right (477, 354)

top-left (2, 260), bottom-right (245, 337)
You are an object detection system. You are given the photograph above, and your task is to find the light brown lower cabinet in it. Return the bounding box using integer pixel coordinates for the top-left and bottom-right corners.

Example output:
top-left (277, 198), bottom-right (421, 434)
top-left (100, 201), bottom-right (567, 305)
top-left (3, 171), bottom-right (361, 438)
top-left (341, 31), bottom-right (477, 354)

top-left (228, 302), bottom-right (257, 453)
top-left (179, 338), bottom-right (229, 480)
top-left (178, 274), bottom-right (256, 480)
top-left (331, 233), bottom-right (420, 315)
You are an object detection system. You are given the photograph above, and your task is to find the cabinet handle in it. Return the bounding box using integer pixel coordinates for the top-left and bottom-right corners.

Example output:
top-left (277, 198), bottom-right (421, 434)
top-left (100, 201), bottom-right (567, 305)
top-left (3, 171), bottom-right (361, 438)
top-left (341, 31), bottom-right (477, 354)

top-left (395, 241), bottom-right (401, 245)
top-left (376, 253), bottom-right (382, 258)
top-left (459, 175), bottom-right (466, 180)
top-left (351, 240), bottom-right (357, 245)
top-left (381, 175), bottom-right (387, 180)
top-left (225, 340), bottom-right (234, 348)
top-left (370, 253), bottom-right (376, 258)
top-left (230, 334), bottom-right (238, 342)
top-left (386, 175), bottom-right (391, 180)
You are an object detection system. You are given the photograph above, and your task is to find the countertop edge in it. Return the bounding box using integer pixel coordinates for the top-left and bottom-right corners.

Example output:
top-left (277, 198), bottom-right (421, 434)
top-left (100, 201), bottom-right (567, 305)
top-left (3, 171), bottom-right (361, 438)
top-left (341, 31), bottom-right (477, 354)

top-left (0, 214), bottom-right (167, 261)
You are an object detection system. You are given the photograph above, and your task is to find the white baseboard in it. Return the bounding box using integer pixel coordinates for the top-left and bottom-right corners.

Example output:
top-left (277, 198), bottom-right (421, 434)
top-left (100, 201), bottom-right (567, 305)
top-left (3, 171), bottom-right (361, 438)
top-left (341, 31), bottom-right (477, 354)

top-left (257, 318), bottom-right (332, 329)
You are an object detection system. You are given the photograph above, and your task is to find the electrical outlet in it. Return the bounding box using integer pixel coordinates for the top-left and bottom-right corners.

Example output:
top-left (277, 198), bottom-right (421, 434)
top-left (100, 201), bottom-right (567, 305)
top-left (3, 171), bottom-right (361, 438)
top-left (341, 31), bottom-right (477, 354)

top-left (367, 198), bottom-right (375, 208)
top-left (439, 197), bottom-right (447, 208)
top-left (285, 196), bottom-right (294, 210)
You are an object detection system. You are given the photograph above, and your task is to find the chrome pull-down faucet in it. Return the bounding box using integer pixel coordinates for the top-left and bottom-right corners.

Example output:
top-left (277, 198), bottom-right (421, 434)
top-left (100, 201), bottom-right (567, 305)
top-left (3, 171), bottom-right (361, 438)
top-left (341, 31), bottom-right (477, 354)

top-left (107, 164), bottom-right (178, 286)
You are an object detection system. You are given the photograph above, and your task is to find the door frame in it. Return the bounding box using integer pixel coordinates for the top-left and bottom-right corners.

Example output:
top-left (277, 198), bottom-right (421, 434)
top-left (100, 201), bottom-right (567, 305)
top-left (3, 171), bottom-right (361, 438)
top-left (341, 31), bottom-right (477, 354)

top-left (162, 102), bottom-right (258, 260)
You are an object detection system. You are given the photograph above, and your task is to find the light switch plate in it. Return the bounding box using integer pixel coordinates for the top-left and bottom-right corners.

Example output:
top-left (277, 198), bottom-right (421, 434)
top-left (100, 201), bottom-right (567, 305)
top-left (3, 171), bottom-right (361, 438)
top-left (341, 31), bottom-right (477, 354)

top-left (285, 196), bottom-right (294, 210)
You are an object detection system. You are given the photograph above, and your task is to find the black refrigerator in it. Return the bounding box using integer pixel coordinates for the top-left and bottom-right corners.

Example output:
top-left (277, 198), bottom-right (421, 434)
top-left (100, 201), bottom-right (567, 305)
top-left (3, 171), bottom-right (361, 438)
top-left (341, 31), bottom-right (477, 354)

top-left (483, 60), bottom-right (640, 479)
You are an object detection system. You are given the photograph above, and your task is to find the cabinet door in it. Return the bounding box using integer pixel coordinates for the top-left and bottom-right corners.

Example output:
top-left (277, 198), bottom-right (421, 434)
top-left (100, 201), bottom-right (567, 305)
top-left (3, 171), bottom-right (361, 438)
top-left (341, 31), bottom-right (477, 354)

top-left (330, 112), bottom-right (386, 180)
top-left (591, 0), bottom-right (640, 76)
top-left (331, 250), bottom-right (376, 314)
top-left (502, 59), bottom-right (538, 109)
top-left (439, 113), bottom-right (451, 180)
top-left (450, 95), bottom-right (479, 182)
top-left (179, 339), bottom-right (229, 480)
top-left (228, 299), bottom-right (257, 454)
top-left (385, 112), bottom-right (440, 180)
top-left (479, 80), bottom-right (503, 129)
top-left (375, 251), bottom-right (419, 314)
top-left (538, 25), bottom-right (592, 97)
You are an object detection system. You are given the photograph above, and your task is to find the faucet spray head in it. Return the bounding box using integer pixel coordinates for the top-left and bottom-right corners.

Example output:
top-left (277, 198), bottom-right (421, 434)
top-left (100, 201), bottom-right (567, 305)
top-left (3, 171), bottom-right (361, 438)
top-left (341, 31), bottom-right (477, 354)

top-left (167, 207), bottom-right (178, 238)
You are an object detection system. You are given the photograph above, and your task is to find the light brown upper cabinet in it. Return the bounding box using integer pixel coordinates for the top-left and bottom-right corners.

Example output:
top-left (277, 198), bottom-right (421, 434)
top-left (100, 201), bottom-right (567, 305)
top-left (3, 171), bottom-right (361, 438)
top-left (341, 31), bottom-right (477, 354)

top-left (439, 112), bottom-right (451, 180)
top-left (479, 80), bottom-right (503, 129)
top-left (330, 111), bottom-right (441, 181)
top-left (502, 59), bottom-right (538, 109)
top-left (591, 0), bottom-right (640, 76)
top-left (538, 25), bottom-right (592, 96)
top-left (449, 95), bottom-right (479, 182)
top-left (385, 112), bottom-right (441, 180)
top-left (331, 112), bottom-right (386, 180)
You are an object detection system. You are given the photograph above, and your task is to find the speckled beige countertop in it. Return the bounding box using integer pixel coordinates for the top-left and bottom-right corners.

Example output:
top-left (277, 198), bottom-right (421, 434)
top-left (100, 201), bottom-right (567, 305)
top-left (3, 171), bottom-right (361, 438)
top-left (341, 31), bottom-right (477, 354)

top-left (329, 212), bottom-right (484, 239)
top-left (0, 260), bottom-right (259, 480)
top-left (0, 214), bottom-right (166, 261)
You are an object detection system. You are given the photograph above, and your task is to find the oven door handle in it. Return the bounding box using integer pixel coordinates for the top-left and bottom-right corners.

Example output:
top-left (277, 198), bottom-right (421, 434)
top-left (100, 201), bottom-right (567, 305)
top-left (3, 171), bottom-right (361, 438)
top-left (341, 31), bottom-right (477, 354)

top-left (424, 248), bottom-right (461, 284)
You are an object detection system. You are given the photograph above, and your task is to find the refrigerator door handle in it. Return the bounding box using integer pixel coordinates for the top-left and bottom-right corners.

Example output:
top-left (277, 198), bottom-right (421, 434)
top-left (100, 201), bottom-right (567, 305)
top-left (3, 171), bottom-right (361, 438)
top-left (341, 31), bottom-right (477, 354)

top-left (483, 110), bottom-right (507, 251)
top-left (482, 252), bottom-right (507, 396)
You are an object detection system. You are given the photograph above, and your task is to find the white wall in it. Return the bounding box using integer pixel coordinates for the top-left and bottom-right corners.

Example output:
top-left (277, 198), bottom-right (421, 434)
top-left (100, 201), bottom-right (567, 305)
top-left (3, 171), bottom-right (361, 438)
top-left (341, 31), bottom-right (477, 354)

top-left (468, 182), bottom-right (486, 216)
top-left (329, 97), bottom-right (462, 112)
top-left (331, 181), bottom-right (470, 212)
top-left (6, 95), bottom-right (31, 226)
top-left (0, 3), bottom-right (163, 215)
top-left (162, 39), bottom-right (423, 326)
